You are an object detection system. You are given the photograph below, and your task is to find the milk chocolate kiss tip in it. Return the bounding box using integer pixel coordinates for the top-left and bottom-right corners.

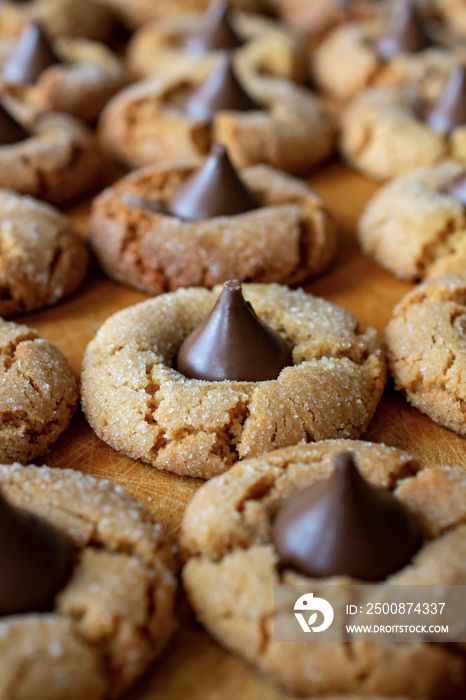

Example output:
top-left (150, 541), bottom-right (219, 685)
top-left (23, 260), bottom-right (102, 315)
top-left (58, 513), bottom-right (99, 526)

top-left (426, 65), bottom-right (466, 132)
top-left (272, 452), bottom-right (422, 581)
top-left (377, 0), bottom-right (431, 60)
top-left (0, 102), bottom-right (29, 146)
top-left (184, 1), bottom-right (244, 56)
top-left (166, 142), bottom-right (260, 221)
top-left (176, 279), bottom-right (292, 382)
top-left (184, 53), bottom-right (259, 123)
top-left (2, 22), bottom-right (60, 85)
top-left (0, 488), bottom-right (72, 616)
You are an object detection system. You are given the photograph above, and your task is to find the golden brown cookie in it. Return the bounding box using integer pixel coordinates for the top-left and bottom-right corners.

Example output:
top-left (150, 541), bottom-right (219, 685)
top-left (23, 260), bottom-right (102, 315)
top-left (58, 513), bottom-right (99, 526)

top-left (99, 67), bottom-right (335, 174)
top-left (127, 11), bottom-right (306, 83)
top-left (274, 0), bottom-right (380, 38)
top-left (0, 189), bottom-right (88, 316)
top-left (0, 0), bottom-right (113, 42)
top-left (1, 36), bottom-right (127, 123)
top-left (81, 284), bottom-right (386, 479)
top-left (340, 86), bottom-right (466, 180)
top-left (358, 160), bottom-right (466, 281)
top-left (386, 275), bottom-right (466, 436)
top-left (0, 319), bottom-right (78, 463)
top-left (88, 160), bottom-right (337, 293)
top-left (180, 439), bottom-right (466, 697)
top-left (0, 101), bottom-right (103, 203)
top-left (0, 463), bottom-right (177, 700)
top-left (312, 17), bottom-right (466, 102)
top-left (93, 0), bottom-right (274, 30)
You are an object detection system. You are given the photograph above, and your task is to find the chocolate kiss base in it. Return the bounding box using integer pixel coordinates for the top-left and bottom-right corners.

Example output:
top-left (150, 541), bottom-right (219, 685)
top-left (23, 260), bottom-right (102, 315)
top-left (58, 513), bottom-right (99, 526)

top-left (426, 65), bottom-right (466, 132)
top-left (376, 0), bottom-right (431, 60)
top-left (176, 279), bottom-right (292, 382)
top-left (2, 22), bottom-right (60, 85)
top-left (166, 143), bottom-right (259, 221)
top-left (183, 1), bottom-right (244, 56)
top-left (0, 490), bottom-right (72, 616)
top-left (183, 53), bottom-right (259, 123)
top-left (272, 452), bottom-right (422, 581)
top-left (0, 103), bottom-right (29, 146)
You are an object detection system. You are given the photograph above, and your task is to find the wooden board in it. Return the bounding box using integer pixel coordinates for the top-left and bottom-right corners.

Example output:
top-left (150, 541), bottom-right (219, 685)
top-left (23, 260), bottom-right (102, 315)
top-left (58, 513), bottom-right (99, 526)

top-left (22, 159), bottom-right (466, 699)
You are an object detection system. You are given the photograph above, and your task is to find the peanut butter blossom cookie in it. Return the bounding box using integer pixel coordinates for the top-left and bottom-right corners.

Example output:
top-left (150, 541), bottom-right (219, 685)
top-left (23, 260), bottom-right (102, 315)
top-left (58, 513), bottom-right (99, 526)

top-left (274, 0), bottom-right (381, 38)
top-left (180, 440), bottom-right (466, 697)
top-left (312, 0), bottom-right (465, 102)
top-left (88, 143), bottom-right (337, 293)
top-left (81, 281), bottom-right (386, 479)
top-left (127, 1), bottom-right (306, 84)
top-left (358, 160), bottom-right (466, 281)
top-left (0, 463), bottom-right (176, 700)
top-left (99, 53), bottom-right (336, 173)
top-left (0, 319), bottom-right (78, 463)
top-left (0, 0), bottom-right (112, 42)
top-left (341, 64), bottom-right (466, 180)
top-left (386, 274), bottom-right (466, 436)
top-left (0, 99), bottom-right (102, 203)
top-left (0, 189), bottom-right (88, 316)
top-left (92, 0), bottom-right (273, 30)
top-left (0, 22), bottom-right (127, 122)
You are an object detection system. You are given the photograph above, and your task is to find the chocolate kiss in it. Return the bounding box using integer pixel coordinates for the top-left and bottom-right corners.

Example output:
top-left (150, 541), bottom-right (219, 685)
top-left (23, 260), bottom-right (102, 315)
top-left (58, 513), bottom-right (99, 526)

top-left (426, 66), bottom-right (466, 132)
top-left (443, 170), bottom-right (466, 206)
top-left (0, 489), bottom-right (72, 616)
top-left (184, 53), bottom-right (259, 122)
top-left (272, 452), bottom-right (422, 581)
top-left (0, 102), bottom-right (29, 145)
top-left (184, 1), bottom-right (244, 56)
top-left (176, 279), bottom-right (293, 381)
top-left (166, 143), bottom-right (259, 220)
top-left (2, 22), bottom-right (60, 85)
top-left (377, 0), bottom-right (431, 60)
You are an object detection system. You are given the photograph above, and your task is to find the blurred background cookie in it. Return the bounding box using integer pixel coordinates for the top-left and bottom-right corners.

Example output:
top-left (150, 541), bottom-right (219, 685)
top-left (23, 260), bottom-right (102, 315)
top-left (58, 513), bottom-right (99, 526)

top-left (386, 275), bottom-right (466, 436)
top-left (0, 23), bottom-right (128, 122)
top-left (0, 99), bottom-right (103, 202)
top-left (359, 160), bottom-right (466, 281)
top-left (0, 189), bottom-right (88, 316)
top-left (99, 55), bottom-right (336, 173)
top-left (127, 1), bottom-right (306, 83)
top-left (0, 0), bottom-right (113, 42)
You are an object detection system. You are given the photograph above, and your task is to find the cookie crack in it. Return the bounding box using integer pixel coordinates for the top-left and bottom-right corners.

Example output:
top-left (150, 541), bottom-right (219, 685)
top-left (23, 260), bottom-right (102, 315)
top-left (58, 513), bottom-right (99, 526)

top-left (418, 216), bottom-right (466, 277)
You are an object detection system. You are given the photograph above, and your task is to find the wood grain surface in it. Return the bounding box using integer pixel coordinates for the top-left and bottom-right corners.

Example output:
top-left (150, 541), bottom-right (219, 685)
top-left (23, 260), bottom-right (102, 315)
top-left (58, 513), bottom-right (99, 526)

top-left (23, 159), bottom-right (466, 699)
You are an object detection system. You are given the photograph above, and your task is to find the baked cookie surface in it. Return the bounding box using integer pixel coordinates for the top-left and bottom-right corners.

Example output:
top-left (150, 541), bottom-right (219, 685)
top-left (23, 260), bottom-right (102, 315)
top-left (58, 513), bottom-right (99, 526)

top-left (127, 11), bottom-right (306, 83)
top-left (0, 319), bottom-right (78, 463)
top-left (340, 86), bottom-right (466, 180)
top-left (386, 275), bottom-right (466, 436)
top-left (88, 160), bottom-right (337, 293)
top-left (81, 284), bottom-right (386, 479)
top-left (99, 68), bottom-right (336, 174)
top-left (0, 189), bottom-right (88, 316)
top-left (180, 439), bottom-right (466, 697)
top-left (0, 463), bottom-right (177, 700)
top-left (358, 160), bottom-right (466, 281)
